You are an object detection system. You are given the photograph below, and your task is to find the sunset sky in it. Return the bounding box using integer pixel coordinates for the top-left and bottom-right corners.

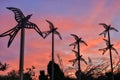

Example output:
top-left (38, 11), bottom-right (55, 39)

top-left (0, 0), bottom-right (120, 76)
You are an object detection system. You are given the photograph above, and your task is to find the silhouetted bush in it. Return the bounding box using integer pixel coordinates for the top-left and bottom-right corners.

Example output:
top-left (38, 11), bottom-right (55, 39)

top-left (47, 61), bottom-right (65, 80)
top-left (39, 70), bottom-right (48, 80)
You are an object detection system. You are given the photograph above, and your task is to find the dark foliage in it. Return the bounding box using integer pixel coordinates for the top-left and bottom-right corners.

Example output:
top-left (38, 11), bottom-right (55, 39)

top-left (47, 61), bottom-right (65, 80)
top-left (39, 70), bottom-right (48, 80)
top-left (0, 64), bottom-right (120, 80)
top-left (0, 62), bottom-right (9, 71)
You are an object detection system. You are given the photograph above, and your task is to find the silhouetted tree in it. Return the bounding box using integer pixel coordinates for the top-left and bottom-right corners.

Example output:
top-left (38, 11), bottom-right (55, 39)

top-left (24, 66), bottom-right (35, 80)
top-left (0, 62), bottom-right (8, 71)
top-left (39, 70), bottom-right (48, 80)
top-left (7, 70), bottom-right (19, 80)
top-left (114, 72), bottom-right (120, 80)
top-left (47, 61), bottom-right (65, 80)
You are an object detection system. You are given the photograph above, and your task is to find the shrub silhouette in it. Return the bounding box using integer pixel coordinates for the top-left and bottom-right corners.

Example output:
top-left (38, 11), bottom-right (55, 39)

top-left (47, 61), bottom-right (65, 80)
top-left (0, 62), bottom-right (8, 71)
top-left (39, 70), bottom-right (48, 80)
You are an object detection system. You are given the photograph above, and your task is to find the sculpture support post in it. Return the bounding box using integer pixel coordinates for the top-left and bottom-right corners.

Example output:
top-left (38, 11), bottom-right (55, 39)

top-left (78, 42), bottom-right (81, 80)
top-left (19, 27), bottom-right (25, 80)
top-left (108, 30), bottom-right (114, 80)
top-left (51, 32), bottom-right (54, 80)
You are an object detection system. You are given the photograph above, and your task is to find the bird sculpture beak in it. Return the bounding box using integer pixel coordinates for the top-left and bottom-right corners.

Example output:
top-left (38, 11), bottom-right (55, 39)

top-left (29, 14), bottom-right (32, 17)
top-left (26, 14), bottom-right (32, 19)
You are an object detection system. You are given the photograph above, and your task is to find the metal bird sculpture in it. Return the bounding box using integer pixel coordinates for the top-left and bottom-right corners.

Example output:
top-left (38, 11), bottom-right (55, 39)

top-left (69, 34), bottom-right (88, 49)
top-left (99, 23), bottom-right (118, 37)
top-left (43, 20), bottom-right (62, 39)
top-left (43, 20), bottom-right (62, 80)
top-left (99, 23), bottom-right (119, 80)
top-left (69, 34), bottom-right (87, 80)
top-left (69, 50), bottom-right (87, 66)
top-left (0, 7), bottom-right (43, 47)
top-left (0, 7), bottom-right (43, 80)
top-left (99, 39), bottom-right (118, 55)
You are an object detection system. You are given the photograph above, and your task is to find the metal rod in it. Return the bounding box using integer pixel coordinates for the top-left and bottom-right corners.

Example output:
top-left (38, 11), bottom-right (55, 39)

top-left (51, 32), bottom-right (54, 80)
top-left (19, 27), bottom-right (25, 80)
top-left (108, 30), bottom-right (114, 80)
top-left (78, 42), bottom-right (81, 80)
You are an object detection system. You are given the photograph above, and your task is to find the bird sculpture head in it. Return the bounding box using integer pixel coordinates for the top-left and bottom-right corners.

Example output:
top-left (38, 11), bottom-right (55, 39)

top-left (26, 14), bottom-right (32, 20)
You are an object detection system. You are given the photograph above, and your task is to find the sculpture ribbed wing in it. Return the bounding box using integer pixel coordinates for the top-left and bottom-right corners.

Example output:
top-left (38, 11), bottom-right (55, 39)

top-left (7, 7), bottom-right (25, 22)
top-left (54, 31), bottom-right (62, 40)
top-left (25, 21), bottom-right (43, 37)
top-left (46, 20), bottom-right (54, 29)
top-left (71, 34), bottom-right (79, 41)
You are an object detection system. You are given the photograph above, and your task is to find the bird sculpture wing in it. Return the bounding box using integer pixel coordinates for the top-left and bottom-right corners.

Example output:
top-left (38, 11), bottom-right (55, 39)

top-left (46, 20), bottom-right (54, 29)
top-left (25, 21), bottom-right (43, 37)
top-left (69, 42), bottom-right (77, 49)
top-left (103, 39), bottom-right (108, 42)
top-left (110, 27), bottom-right (119, 32)
top-left (71, 34), bottom-right (79, 41)
top-left (99, 23), bottom-right (109, 37)
top-left (7, 7), bottom-right (25, 22)
top-left (0, 27), bottom-right (16, 37)
top-left (72, 50), bottom-right (78, 54)
top-left (54, 31), bottom-right (62, 40)
top-left (42, 31), bottom-right (51, 38)
top-left (81, 40), bottom-right (88, 46)
top-left (0, 25), bottom-right (20, 47)
top-left (69, 59), bottom-right (77, 66)
top-left (99, 23), bottom-right (108, 29)
top-left (112, 47), bottom-right (119, 55)
top-left (99, 31), bottom-right (107, 37)
top-left (72, 50), bottom-right (78, 57)
top-left (103, 39), bottom-right (109, 46)
top-left (99, 48), bottom-right (108, 55)
top-left (81, 57), bottom-right (87, 65)
top-left (8, 28), bottom-right (20, 47)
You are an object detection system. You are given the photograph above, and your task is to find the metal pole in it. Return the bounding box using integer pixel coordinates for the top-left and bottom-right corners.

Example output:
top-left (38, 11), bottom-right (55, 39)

top-left (108, 30), bottom-right (114, 80)
top-left (19, 28), bottom-right (25, 80)
top-left (78, 42), bottom-right (81, 80)
top-left (51, 32), bottom-right (54, 80)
